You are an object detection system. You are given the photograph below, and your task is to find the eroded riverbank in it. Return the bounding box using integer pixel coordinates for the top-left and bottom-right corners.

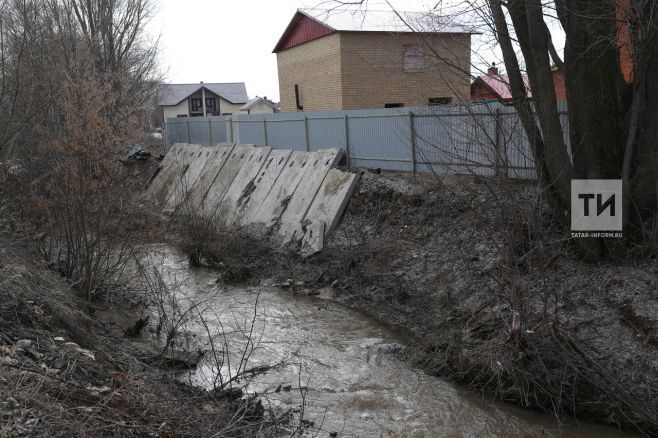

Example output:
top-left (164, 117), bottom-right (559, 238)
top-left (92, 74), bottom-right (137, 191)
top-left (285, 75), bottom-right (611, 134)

top-left (173, 171), bottom-right (658, 436)
top-left (154, 246), bottom-right (641, 437)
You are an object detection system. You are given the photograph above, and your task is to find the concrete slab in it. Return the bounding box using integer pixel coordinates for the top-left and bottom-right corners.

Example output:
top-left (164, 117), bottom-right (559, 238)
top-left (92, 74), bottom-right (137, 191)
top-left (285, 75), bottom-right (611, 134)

top-left (146, 143), bottom-right (358, 257)
top-left (145, 143), bottom-right (184, 199)
top-left (275, 149), bottom-right (343, 242)
top-left (164, 146), bottom-right (216, 212)
top-left (300, 220), bottom-right (325, 258)
top-left (215, 146), bottom-right (272, 226)
top-left (237, 149), bottom-right (293, 226)
top-left (252, 150), bottom-right (319, 228)
top-left (304, 168), bottom-right (359, 237)
top-left (147, 144), bottom-right (201, 202)
top-left (202, 144), bottom-right (258, 217)
top-left (183, 144), bottom-right (235, 214)
top-left (280, 149), bottom-right (343, 225)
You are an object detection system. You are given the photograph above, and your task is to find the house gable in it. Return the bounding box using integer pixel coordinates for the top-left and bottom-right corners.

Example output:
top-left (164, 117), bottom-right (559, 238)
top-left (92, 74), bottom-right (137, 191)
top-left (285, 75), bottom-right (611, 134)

top-left (273, 11), bottom-right (335, 53)
top-left (158, 83), bottom-right (248, 107)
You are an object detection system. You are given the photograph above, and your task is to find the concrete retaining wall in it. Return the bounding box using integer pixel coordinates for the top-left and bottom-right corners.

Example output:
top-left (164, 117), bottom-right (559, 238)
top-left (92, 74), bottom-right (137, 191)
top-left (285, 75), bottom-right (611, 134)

top-left (148, 143), bottom-right (359, 253)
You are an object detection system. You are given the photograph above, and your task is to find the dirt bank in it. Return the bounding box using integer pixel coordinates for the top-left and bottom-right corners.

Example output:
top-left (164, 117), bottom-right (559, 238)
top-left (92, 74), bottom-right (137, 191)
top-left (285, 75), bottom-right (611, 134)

top-left (185, 171), bottom-right (658, 436)
top-left (0, 232), bottom-right (269, 437)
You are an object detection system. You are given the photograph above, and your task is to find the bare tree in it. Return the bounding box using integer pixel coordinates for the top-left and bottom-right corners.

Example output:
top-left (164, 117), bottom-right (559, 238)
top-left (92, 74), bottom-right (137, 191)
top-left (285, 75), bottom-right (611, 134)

top-left (0, 0), bottom-right (161, 297)
top-left (483, 0), bottom-right (656, 259)
top-left (323, 0), bottom-right (657, 260)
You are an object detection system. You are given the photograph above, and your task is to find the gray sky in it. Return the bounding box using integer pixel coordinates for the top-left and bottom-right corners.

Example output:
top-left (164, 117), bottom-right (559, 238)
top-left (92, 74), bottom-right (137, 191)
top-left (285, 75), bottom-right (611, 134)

top-left (149, 1), bottom-right (565, 102)
top-left (149, 0), bottom-right (437, 101)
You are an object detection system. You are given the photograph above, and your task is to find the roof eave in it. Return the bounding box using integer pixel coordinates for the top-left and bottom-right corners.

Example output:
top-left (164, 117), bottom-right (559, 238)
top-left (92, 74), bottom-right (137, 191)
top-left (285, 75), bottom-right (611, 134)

top-left (159, 85), bottom-right (247, 106)
top-left (335, 29), bottom-right (478, 35)
top-left (273, 9), bottom-right (336, 53)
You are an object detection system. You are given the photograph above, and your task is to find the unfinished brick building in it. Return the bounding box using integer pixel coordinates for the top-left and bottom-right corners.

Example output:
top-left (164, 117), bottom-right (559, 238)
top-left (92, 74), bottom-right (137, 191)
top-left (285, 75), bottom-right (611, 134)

top-left (273, 9), bottom-right (473, 112)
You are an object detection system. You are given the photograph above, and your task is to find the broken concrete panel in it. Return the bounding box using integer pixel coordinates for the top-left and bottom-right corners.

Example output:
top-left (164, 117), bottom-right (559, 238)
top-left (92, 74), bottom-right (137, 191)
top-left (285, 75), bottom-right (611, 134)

top-left (279, 148), bottom-right (343, 225)
top-left (300, 220), bottom-right (325, 258)
top-left (237, 149), bottom-right (293, 226)
top-left (184, 144), bottom-right (236, 214)
top-left (164, 146), bottom-right (217, 212)
top-left (306, 170), bottom-right (358, 237)
top-left (274, 149), bottom-right (343, 242)
top-left (304, 168), bottom-right (360, 237)
top-left (201, 144), bottom-right (258, 217)
top-left (252, 151), bottom-right (318, 228)
top-left (146, 143), bottom-right (358, 257)
top-left (215, 146), bottom-right (272, 226)
top-left (147, 144), bottom-right (201, 202)
top-left (145, 143), bottom-right (184, 199)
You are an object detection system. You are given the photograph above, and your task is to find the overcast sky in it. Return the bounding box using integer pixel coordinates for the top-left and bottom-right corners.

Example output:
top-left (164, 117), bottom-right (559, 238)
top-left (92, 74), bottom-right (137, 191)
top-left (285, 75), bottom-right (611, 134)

top-left (148, 0), bottom-right (564, 102)
top-left (149, 0), bottom-right (441, 101)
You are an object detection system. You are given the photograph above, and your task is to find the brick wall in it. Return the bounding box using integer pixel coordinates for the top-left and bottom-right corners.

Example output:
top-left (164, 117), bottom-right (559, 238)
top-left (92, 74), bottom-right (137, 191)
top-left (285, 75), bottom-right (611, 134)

top-left (277, 33), bottom-right (343, 112)
top-left (339, 32), bottom-right (471, 109)
top-left (276, 31), bottom-right (471, 112)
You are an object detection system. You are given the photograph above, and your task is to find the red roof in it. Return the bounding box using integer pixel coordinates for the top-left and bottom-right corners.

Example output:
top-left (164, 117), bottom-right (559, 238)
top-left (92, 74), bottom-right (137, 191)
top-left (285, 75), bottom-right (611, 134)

top-left (273, 11), bottom-right (334, 53)
top-left (472, 74), bottom-right (532, 102)
top-left (274, 9), bottom-right (475, 53)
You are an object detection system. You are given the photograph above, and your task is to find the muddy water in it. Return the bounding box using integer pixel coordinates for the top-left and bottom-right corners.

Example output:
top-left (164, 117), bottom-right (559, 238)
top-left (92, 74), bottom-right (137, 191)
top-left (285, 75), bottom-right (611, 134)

top-left (155, 248), bottom-right (634, 437)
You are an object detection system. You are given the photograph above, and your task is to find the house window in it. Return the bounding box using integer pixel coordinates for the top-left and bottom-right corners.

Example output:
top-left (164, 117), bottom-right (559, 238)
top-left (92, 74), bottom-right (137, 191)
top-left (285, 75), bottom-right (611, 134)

top-left (222, 112), bottom-right (233, 116)
top-left (429, 97), bottom-right (452, 105)
top-left (176, 114), bottom-right (188, 118)
top-left (191, 98), bottom-right (202, 112)
top-left (385, 103), bottom-right (404, 108)
top-left (404, 46), bottom-right (424, 73)
top-left (205, 98), bottom-right (216, 112)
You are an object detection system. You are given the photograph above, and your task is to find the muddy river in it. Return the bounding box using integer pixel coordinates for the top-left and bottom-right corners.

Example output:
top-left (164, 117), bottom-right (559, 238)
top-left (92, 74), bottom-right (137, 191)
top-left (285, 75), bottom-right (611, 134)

top-left (153, 248), bottom-right (635, 437)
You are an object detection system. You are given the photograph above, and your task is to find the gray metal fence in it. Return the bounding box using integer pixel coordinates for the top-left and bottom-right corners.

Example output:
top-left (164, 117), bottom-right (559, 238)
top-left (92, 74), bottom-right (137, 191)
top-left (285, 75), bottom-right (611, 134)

top-left (164, 101), bottom-right (570, 179)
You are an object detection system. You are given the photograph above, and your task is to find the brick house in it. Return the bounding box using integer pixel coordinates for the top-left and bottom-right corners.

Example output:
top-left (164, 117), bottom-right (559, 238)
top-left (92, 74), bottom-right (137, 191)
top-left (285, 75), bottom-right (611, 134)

top-left (470, 64), bottom-right (567, 103)
top-left (273, 9), bottom-right (473, 112)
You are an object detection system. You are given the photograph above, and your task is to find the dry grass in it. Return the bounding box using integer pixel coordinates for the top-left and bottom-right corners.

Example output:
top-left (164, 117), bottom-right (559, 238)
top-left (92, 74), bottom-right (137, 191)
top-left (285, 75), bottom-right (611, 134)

top-left (168, 171), bottom-right (658, 436)
top-left (0, 233), bottom-right (275, 437)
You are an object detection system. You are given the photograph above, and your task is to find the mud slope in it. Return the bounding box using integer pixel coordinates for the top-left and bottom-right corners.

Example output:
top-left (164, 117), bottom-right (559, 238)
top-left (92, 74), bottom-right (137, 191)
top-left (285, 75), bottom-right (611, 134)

top-left (274, 172), bottom-right (658, 435)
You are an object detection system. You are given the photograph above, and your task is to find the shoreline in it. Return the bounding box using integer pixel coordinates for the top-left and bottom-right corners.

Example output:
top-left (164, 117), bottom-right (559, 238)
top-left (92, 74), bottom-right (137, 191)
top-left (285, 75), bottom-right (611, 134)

top-left (183, 170), bottom-right (657, 436)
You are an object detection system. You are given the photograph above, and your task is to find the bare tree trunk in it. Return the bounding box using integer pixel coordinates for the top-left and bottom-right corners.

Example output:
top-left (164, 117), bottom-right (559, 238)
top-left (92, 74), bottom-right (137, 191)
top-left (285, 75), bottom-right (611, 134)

top-left (507, 0), bottom-right (574, 202)
top-left (628, 0), bottom-right (658, 225)
top-left (488, 0), bottom-right (551, 187)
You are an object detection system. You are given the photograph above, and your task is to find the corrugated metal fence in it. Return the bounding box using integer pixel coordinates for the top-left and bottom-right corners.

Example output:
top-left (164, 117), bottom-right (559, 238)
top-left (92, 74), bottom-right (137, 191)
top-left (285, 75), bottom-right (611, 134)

top-left (164, 101), bottom-right (569, 179)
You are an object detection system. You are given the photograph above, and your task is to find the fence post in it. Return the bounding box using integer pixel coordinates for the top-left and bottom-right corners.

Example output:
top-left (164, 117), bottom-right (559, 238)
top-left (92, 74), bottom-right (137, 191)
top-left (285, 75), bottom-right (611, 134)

top-left (263, 119), bottom-right (268, 146)
top-left (343, 114), bottom-right (350, 167)
top-left (186, 119), bottom-right (191, 143)
top-left (303, 116), bottom-right (310, 151)
top-left (494, 108), bottom-right (505, 177)
top-left (409, 111), bottom-right (417, 174)
top-left (229, 117), bottom-right (234, 143)
top-left (208, 118), bottom-right (212, 145)
top-left (163, 124), bottom-right (167, 155)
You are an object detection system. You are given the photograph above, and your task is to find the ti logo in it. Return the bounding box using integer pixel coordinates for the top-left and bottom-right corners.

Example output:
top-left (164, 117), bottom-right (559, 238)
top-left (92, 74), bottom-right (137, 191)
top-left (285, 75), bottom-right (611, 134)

top-left (571, 180), bottom-right (623, 232)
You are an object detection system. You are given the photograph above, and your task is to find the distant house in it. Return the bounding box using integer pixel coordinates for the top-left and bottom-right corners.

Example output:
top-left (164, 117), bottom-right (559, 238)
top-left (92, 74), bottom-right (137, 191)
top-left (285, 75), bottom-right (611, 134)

top-left (158, 82), bottom-right (248, 119)
top-left (273, 9), bottom-right (473, 112)
top-left (240, 96), bottom-right (278, 114)
top-left (471, 64), bottom-right (566, 104)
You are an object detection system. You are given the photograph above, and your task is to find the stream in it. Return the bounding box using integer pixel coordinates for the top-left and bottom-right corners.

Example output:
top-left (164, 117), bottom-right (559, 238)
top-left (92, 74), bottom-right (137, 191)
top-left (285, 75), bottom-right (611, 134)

top-left (152, 247), bottom-right (636, 437)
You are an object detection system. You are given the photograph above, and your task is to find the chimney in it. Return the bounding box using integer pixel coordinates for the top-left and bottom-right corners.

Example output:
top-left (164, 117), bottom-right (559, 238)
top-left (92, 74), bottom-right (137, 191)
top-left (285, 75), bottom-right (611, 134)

top-left (487, 63), bottom-right (498, 75)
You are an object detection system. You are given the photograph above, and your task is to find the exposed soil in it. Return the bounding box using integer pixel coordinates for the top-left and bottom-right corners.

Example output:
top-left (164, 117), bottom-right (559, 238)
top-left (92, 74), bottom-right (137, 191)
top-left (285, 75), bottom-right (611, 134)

top-left (0, 153), bottom-right (301, 437)
top-left (0, 223), bottom-right (266, 437)
top-left (3, 160), bottom-right (657, 436)
top-left (186, 170), bottom-right (658, 436)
